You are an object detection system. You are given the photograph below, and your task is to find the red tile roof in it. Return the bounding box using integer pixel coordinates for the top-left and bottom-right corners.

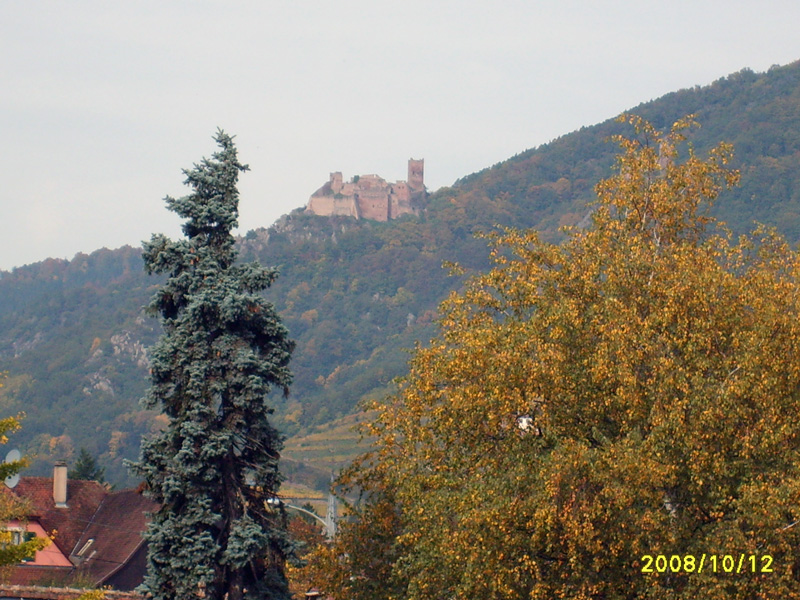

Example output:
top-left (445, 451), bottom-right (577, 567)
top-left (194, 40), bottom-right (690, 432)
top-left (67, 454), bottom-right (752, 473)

top-left (2, 565), bottom-right (73, 587)
top-left (70, 489), bottom-right (157, 584)
top-left (0, 584), bottom-right (143, 600)
top-left (10, 478), bottom-right (108, 557)
top-left (4, 477), bottom-right (157, 589)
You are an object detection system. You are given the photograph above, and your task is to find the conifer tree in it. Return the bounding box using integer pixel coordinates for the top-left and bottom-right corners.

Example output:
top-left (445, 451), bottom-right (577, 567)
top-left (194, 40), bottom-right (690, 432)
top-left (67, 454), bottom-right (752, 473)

top-left (129, 131), bottom-right (295, 600)
top-left (69, 448), bottom-right (105, 484)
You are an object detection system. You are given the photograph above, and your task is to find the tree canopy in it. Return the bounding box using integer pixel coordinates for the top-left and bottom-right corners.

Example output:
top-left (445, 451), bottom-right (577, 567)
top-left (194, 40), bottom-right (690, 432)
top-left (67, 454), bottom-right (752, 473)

top-left (0, 395), bottom-right (50, 565)
top-left (69, 448), bottom-right (106, 484)
top-left (129, 131), bottom-right (295, 600)
top-left (317, 116), bottom-right (800, 599)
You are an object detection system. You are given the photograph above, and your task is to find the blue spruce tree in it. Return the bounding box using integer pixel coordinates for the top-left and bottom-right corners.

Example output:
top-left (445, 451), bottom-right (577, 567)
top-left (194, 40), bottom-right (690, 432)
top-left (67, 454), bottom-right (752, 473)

top-left (129, 131), bottom-right (295, 600)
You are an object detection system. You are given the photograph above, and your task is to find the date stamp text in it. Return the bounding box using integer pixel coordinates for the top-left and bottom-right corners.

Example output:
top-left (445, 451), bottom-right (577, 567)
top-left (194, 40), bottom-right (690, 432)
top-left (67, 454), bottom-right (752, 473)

top-left (640, 554), bottom-right (773, 574)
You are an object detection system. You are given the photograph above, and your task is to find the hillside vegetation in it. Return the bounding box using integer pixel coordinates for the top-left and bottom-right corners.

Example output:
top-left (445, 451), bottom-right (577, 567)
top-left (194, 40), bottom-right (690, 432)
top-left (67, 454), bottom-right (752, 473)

top-left (1, 61), bottom-right (800, 487)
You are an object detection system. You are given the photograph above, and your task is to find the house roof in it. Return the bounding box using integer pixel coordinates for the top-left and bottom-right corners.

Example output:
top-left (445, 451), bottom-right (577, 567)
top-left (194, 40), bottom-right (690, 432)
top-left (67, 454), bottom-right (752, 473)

top-left (1, 564), bottom-right (74, 587)
top-left (4, 477), bottom-right (158, 588)
top-left (9, 477), bottom-right (108, 557)
top-left (0, 583), bottom-right (143, 600)
top-left (70, 489), bottom-right (156, 584)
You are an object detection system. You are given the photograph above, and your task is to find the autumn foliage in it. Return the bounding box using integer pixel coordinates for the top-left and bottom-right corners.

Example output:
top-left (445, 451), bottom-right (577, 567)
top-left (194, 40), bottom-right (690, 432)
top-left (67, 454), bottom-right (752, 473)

top-left (312, 116), bottom-right (800, 599)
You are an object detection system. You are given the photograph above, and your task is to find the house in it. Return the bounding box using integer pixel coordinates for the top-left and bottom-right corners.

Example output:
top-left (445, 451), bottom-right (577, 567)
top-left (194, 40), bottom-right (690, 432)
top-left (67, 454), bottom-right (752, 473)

top-left (2, 463), bottom-right (157, 591)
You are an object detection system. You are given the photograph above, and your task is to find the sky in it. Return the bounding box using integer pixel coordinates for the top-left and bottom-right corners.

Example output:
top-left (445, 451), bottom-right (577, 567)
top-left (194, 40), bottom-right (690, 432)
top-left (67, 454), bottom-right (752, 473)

top-left (2, 0), bottom-right (800, 271)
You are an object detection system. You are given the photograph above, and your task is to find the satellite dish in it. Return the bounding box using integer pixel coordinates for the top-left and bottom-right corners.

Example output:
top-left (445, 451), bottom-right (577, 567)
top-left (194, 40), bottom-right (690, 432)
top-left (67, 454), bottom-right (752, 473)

top-left (4, 449), bottom-right (21, 489)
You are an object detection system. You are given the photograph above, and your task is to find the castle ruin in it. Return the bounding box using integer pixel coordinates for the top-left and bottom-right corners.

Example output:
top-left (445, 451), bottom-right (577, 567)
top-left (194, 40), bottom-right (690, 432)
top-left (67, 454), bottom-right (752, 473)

top-left (305, 158), bottom-right (425, 221)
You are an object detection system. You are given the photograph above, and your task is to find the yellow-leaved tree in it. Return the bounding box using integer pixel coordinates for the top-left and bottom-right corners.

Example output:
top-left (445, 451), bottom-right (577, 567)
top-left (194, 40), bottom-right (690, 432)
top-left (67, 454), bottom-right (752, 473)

top-left (307, 116), bottom-right (800, 599)
top-left (0, 378), bottom-right (49, 569)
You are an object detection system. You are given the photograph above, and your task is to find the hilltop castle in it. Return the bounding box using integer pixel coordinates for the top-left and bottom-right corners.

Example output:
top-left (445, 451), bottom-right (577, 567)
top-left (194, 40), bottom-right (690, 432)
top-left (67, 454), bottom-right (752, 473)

top-left (305, 158), bottom-right (425, 221)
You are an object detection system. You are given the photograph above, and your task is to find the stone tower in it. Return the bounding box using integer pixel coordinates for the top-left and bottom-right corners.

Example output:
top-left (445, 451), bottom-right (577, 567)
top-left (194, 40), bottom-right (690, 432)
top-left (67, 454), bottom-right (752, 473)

top-left (407, 158), bottom-right (424, 192)
top-left (330, 171), bottom-right (344, 194)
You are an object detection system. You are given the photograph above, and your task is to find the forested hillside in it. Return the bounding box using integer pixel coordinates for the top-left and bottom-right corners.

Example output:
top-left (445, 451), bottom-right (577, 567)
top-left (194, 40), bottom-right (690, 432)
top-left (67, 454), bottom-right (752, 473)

top-left (2, 60), bottom-right (800, 487)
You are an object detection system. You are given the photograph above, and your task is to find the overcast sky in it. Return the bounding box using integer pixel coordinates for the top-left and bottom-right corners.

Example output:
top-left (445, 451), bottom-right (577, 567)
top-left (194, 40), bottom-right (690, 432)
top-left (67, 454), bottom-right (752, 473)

top-left (2, 1), bottom-right (799, 271)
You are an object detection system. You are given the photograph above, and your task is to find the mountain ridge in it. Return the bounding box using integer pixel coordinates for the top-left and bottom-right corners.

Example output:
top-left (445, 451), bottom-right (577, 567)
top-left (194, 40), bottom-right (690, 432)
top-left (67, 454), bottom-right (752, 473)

top-left (3, 60), bottom-right (800, 487)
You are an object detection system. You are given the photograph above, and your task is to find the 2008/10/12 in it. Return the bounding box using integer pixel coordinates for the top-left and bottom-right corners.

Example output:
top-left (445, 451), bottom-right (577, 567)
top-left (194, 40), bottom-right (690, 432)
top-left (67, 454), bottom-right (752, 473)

top-left (640, 554), bottom-right (774, 574)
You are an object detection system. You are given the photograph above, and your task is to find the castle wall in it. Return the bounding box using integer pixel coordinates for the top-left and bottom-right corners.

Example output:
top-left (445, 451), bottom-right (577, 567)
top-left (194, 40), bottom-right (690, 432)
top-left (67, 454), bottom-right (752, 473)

top-left (341, 182), bottom-right (356, 196)
top-left (306, 159), bottom-right (425, 221)
top-left (393, 181), bottom-right (410, 203)
top-left (306, 194), bottom-right (358, 218)
top-left (330, 172), bottom-right (343, 194)
top-left (357, 188), bottom-right (391, 221)
top-left (408, 158), bottom-right (424, 192)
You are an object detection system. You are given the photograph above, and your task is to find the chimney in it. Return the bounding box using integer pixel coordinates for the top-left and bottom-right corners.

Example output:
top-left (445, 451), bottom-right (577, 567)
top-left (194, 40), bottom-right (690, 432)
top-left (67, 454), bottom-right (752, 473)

top-left (53, 462), bottom-right (68, 508)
